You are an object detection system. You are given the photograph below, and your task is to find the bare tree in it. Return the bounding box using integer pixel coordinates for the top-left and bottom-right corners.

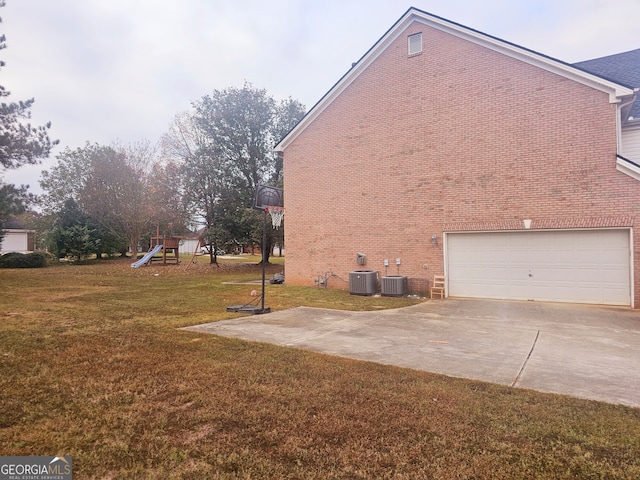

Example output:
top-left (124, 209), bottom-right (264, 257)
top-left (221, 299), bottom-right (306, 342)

top-left (41, 141), bottom-right (189, 260)
top-left (162, 112), bottom-right (227, 264)
top-left (79, 147), bottom-right (141, 259)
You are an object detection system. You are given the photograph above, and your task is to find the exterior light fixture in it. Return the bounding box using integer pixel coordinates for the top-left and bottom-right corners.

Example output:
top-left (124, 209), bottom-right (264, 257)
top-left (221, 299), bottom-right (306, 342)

top-left (431, 234), bottom-right (438, 245)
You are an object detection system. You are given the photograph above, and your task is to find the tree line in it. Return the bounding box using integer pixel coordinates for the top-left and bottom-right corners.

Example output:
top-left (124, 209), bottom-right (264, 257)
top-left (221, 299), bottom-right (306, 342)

top-left (38, 85), bottom-right (303, 263)
top-left (0, 2), bottom-right (305, 263)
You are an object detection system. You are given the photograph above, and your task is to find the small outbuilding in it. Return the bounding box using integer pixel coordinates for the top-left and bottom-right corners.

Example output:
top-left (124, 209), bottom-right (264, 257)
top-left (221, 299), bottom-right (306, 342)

top-left (0, 218), bottom-right (35, 254)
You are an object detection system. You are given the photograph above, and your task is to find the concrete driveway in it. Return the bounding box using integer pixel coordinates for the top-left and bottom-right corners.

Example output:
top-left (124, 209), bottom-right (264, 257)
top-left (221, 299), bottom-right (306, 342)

top-left (183, 299), bottom-right (640, 408)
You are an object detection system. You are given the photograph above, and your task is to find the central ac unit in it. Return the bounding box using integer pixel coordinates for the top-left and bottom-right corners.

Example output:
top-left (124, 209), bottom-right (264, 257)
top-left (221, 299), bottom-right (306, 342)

top-left (349, 270), bottom-right (378, 295)
top-left (381, 276), bottom-right (408, 297)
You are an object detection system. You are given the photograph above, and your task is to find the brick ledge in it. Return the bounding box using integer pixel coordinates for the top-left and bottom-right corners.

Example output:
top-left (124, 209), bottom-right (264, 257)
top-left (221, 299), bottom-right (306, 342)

top-left (443, 217), bottom-right (634, 232)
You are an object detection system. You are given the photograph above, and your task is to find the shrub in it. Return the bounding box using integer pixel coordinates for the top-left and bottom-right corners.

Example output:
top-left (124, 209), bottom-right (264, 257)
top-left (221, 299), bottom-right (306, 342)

top-left (0, 251), bottom-right (49, 268)
top-left (52, 224), bottom-right (100, 261)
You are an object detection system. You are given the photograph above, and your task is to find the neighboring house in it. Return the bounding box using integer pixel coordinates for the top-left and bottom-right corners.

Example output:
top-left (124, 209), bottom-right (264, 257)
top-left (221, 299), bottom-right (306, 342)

top-left (0, 218), bottom-right (36, 254)
top-left (573, 48), bottom-right (640, 179)
top-left (176, 235), bottom-right (201, 256)
top-left (275, 8), bottom-right (640, 307)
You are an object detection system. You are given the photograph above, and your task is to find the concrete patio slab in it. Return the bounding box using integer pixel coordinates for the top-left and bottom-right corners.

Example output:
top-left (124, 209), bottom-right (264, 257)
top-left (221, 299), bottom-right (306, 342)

top-left (182, 298), bottom-right (640, 408)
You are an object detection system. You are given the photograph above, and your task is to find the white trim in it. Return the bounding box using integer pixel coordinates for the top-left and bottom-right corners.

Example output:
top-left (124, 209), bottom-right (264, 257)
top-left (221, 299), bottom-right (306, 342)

top-left (412, 15), bottom-right (633, 103)
top-left (275, 8), bottom-right (634, 152)
top-left (630, 227), bottom-right (635, 308)
top-left (617, 103), bottom-right (623, 153)
top-left (616, 155), bottom-right (640, 182)
top-left (408, 32), bottom-right (422, 55)
top-left (443, 232), bottom-right (449, 298)
top-left (445, 227), bottom-right (632, 234)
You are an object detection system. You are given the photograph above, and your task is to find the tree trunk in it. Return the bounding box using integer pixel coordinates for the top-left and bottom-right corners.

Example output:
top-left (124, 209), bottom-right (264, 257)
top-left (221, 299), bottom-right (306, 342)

top-left (208, 247), bottom-right (219, 266)
top-left (129, 234), bottom-right (140, 260)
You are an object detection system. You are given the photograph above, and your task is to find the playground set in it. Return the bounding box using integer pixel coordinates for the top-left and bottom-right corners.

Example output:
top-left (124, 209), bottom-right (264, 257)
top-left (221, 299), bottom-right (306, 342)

top-left (130, 232), bottom-right (182, 268)
top-left (131, 187), bottom-right (285, 315)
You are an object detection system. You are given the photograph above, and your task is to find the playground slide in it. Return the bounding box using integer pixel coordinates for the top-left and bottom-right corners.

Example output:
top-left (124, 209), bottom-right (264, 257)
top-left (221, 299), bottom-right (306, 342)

top-left (130, 244), bottom-right (163, 268)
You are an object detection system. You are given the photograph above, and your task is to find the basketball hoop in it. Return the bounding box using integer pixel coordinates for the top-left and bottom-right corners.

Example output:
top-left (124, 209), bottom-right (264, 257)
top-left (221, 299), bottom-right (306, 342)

top-left (265, 206), bottom-right (285, 229)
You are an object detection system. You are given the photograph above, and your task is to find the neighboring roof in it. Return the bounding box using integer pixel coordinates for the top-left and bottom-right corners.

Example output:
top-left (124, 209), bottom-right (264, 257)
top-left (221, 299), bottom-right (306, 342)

top-left (276, 7), bottom-right (636, 152)
top-left (2, 218), bottom-right (27, 230)
top-left (573, 49), bottom-right (640, 89)
top-left (573, 49), bottom-right (640, 120)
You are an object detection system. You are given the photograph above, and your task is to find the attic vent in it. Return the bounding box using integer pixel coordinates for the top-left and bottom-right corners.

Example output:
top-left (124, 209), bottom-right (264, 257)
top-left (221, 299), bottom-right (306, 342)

top-left (408, 33), bottom-right (422, 55)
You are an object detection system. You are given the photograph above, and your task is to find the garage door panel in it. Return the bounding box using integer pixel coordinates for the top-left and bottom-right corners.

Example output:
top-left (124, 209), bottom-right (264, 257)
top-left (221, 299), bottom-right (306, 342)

top-left (600, 266), bottom-right (629, 281)
top-left (600, 248), bottom-right (629, 264)
top-left (447, 230), bottom-right (631, 306)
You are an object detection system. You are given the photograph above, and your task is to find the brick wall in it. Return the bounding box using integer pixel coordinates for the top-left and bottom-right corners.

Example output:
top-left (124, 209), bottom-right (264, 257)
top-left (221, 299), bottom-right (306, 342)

top-left (283, 21), bottom-right (640, 306)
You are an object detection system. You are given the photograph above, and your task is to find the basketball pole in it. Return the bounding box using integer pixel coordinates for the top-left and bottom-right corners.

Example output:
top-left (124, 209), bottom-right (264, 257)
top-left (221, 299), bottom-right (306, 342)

top-left (227, 185), bottom-right (281, 315)
top-left (261, 208), bottom-right (267, 312)
top-left (224, 209), bottom-right (270, 315)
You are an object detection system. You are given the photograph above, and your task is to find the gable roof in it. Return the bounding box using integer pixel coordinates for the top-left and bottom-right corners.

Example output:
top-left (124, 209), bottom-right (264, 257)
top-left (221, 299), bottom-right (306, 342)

top-left (2, 218), bottom-right (27, 230)
top-left (276, 7), bottom-right (636, 152)
top-left (573, 49), bottom-right (640, 121)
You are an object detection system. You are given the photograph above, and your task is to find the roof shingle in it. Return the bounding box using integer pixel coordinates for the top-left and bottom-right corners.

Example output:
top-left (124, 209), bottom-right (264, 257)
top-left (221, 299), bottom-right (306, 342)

top-left (573, 49), bottom-right (640, 119)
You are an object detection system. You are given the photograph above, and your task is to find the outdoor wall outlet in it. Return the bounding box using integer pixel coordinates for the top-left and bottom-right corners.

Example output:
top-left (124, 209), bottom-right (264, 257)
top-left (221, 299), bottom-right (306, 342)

top-left (423, 263), bottom-right (429, 269)
top-left (396, 258), bottom-right (401, 265)
top-left (384, 259), bottom-right (389, 266)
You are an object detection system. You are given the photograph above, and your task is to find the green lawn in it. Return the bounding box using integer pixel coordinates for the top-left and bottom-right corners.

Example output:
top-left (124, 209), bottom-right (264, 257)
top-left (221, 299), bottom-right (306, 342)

top-left (1, 258), bottom-right (639, 479)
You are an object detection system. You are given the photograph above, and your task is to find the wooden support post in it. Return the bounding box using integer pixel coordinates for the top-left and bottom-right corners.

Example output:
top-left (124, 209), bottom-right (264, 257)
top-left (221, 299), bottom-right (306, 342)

top-left (162, 234), bottom-right (167, 265)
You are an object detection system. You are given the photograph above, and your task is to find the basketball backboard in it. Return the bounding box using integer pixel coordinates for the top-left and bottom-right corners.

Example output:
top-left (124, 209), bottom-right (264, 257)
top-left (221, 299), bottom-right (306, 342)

top-left (253, 185), bottom-right (284, 210)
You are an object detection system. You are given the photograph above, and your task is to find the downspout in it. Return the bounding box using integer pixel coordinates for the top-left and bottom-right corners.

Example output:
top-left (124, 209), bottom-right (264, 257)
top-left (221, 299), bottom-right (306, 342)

top-left (617, 92), bottom-right (638, 153)
top-left (620, 92), bottom-right (638, 121)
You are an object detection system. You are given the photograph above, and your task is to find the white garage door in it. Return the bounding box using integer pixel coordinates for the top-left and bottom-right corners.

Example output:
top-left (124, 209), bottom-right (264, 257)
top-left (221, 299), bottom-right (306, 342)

top-left (446, 230), bottom-right (631, 305)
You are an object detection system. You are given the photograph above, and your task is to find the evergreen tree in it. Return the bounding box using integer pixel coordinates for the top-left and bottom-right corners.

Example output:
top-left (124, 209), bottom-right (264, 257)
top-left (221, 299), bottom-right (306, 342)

top-left (50, 199), bottom-right (100, 260)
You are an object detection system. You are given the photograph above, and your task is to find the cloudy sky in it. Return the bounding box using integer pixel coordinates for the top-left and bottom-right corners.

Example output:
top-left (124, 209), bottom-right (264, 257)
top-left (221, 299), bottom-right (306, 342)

top-left (2, 0), bottom-right (639, 194)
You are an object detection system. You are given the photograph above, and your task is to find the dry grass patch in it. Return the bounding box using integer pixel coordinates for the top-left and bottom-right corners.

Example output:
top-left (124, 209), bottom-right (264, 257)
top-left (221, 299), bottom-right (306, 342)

top-left (1, 258), bottom-right (639, 479)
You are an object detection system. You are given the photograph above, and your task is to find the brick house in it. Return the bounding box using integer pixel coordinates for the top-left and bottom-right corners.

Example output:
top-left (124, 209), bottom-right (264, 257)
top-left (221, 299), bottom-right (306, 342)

top-left (275, 8), bottom-right (640, 307)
